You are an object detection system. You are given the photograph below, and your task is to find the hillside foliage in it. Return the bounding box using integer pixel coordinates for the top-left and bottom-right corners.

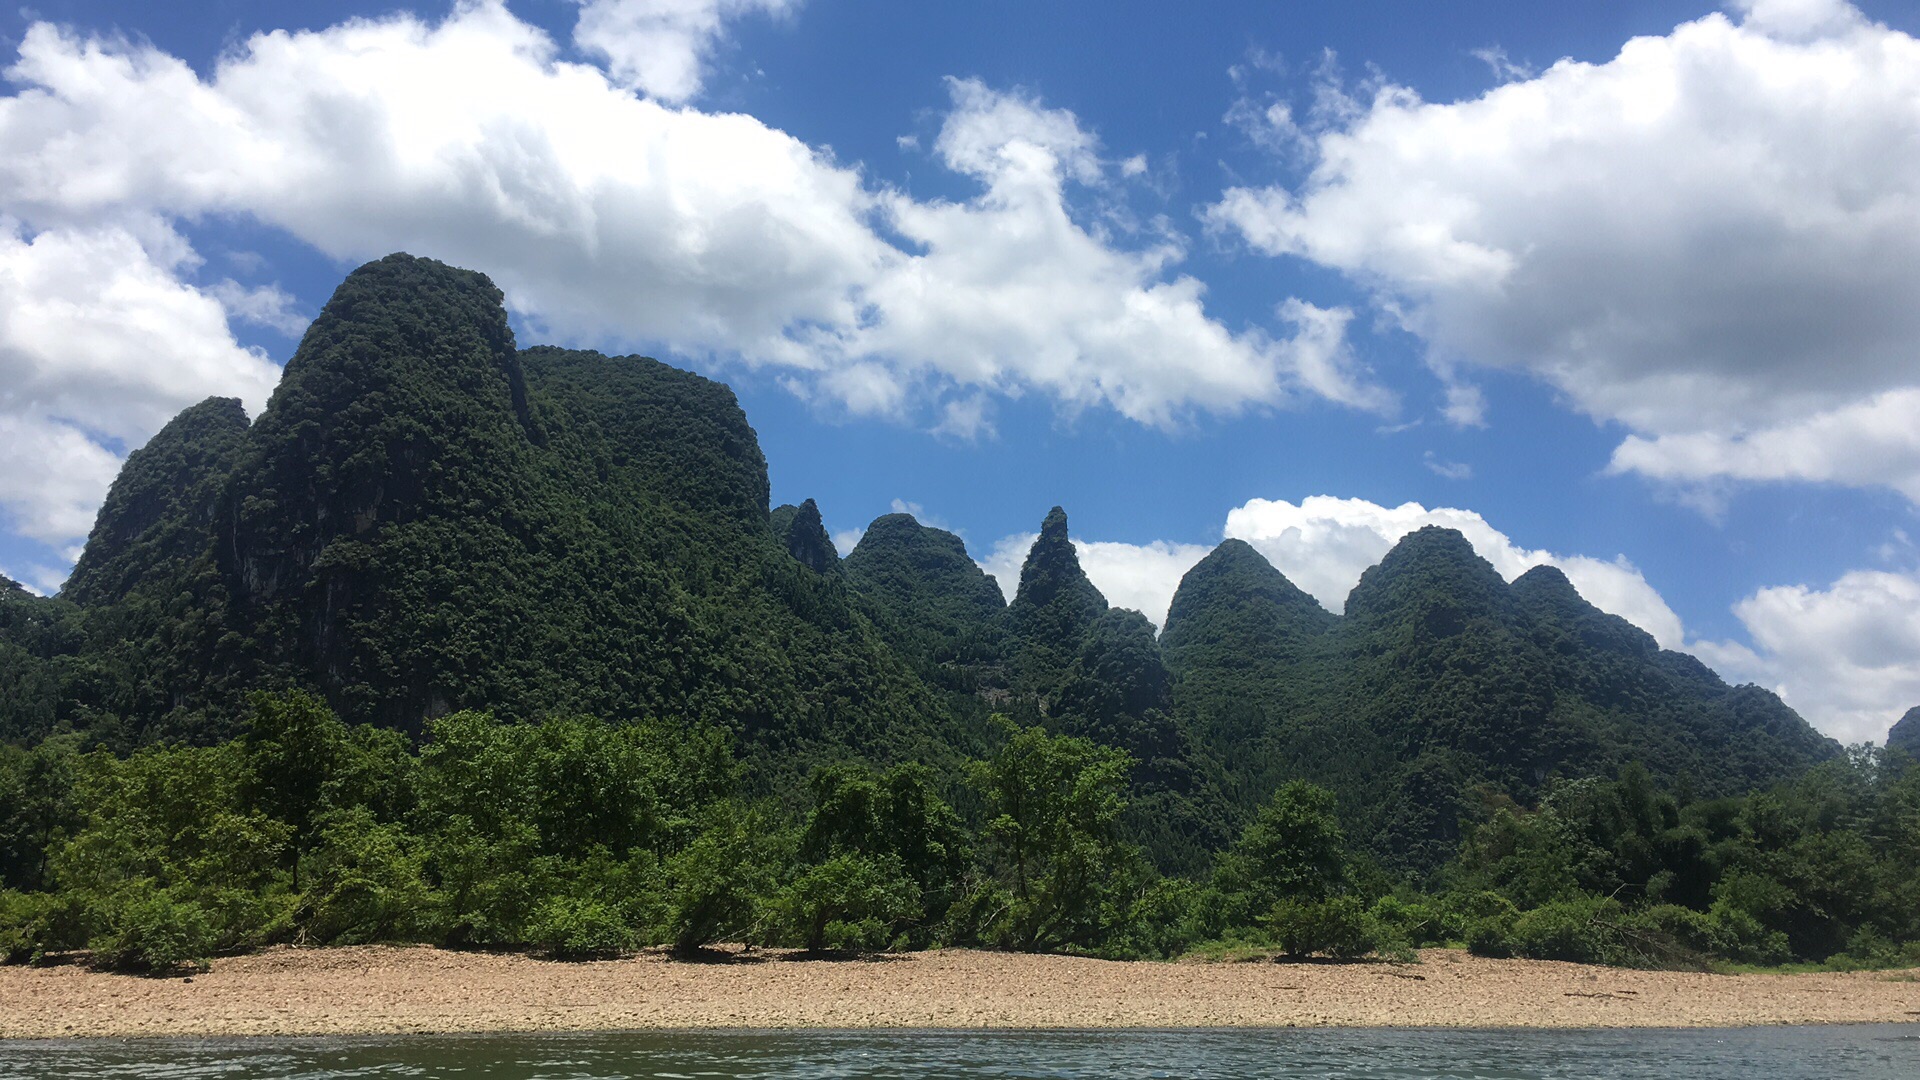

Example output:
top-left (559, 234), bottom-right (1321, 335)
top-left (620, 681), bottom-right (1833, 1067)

top-left (0, 253), bottom-right (1895, 971)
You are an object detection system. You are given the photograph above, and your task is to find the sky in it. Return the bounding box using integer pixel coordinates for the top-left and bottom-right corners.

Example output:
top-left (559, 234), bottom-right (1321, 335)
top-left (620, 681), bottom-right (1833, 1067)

top-left (1, 0), bottom-right (1918, 744)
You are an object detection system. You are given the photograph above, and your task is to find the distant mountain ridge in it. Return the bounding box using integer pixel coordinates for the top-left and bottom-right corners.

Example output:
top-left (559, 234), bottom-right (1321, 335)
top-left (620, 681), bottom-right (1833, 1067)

top-left (1162, 526), bottom-right (1839, 867)
top-left (0, 253), bottom-right (1842, 871)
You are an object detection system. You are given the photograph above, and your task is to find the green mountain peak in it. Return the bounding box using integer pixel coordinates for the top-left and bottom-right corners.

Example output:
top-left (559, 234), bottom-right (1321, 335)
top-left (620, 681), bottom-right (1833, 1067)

top-left (1343, 525), bottom-right (1510, 629)
top-left (773, 498), bottom-right (839, 574)
top-left (1890, 707), bottom-right (1919, 753)
top-left (1006, 506), bottom-right (1107, 695)
top-left (64, 396), bottom-right (249, 607)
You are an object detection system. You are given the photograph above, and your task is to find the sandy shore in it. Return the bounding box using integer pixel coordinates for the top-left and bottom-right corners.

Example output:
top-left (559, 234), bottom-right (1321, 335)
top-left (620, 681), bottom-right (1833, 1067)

top-left (1, 946), bottom-right (1916, 1038)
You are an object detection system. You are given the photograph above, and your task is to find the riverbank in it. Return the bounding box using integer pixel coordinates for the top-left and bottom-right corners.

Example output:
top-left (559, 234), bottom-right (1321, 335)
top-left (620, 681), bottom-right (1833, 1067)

top-left (2, 946), bottom-right (1916, 1038)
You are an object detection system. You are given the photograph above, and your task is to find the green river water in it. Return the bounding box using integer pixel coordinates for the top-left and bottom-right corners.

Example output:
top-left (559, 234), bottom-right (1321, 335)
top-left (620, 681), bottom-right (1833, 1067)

top-left (2, 1026), bottom-right (1917, 1079)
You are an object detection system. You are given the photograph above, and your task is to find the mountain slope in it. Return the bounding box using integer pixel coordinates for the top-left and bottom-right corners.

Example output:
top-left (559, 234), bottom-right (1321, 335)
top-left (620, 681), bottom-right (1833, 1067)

top-left (2, 252), bottom-right (1845, 875)
top-left (1163, 528), bottom-right (1839, 870)
top-left (842, 511), bottom-right (1006, 681)
top-left (36, 254), bottom-right (942, 764)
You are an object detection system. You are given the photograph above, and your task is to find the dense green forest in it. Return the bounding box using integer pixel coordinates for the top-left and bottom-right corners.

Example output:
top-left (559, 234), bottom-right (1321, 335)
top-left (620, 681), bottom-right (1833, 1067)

top-left (1, 694), bottom-right (1913, 971)
top-left (1, 253), bottom-right (1908, 972)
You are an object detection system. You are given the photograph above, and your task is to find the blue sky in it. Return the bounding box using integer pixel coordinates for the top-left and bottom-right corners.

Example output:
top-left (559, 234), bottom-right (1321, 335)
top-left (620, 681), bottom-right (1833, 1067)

top-left (1, 0), bottom-right (1917, 742)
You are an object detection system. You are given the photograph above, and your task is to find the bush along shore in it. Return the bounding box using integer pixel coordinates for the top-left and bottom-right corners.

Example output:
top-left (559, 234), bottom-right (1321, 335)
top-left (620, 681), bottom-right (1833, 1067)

top-left (2, 692), bottom-right (1916, 975)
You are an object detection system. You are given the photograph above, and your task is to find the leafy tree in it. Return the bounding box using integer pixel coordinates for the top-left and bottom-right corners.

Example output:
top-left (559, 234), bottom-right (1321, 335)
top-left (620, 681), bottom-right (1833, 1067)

top-left (964, 717), bottom-right (1144, 952)
top-left (771, 852), bottom-right (921, 953)
top-left (663, 801), bottom-right (778, 954)
top-left (242, 691), bottom-right (353, 888)
top-left (1207, 781), bottom-right (1351, 930)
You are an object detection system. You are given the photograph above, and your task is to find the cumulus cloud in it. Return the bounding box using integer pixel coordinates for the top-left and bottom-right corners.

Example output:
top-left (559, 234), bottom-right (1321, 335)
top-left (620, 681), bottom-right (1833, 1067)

top-left (1209, 1), bottom-right (1920, 505)
top-left (573, 0), bottom-right (796, 102)
top-left (0, 220), bottom-right (279, 546)
top-left (1222, 496), bottom-right (1685, 647)
top-left (1693, 569), bottom-right (1920, 745)
top-left (0, 6), bottom-right (1382, 438)
top-left (1072, 539), bottom-right (1214, 628)
top-left (980, 532), bottom-right (1037, 610)
top-left (1608, 388), bottom-right (1920, 503)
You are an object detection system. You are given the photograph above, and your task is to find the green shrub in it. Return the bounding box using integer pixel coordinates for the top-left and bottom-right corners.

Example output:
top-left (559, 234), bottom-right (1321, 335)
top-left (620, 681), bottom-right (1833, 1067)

top-left (87, 887), bottom-right (216, 971)
top-left (1368, 895), bottom-right (1443, 948)
top-left (0, 889), bottom-right (65, 962)
top-left (302, 808), bottom-right (439, 944)
top-left (663, 805), bottom-right (774, 954)
top-left (1268, 895), bottom-right (1373, 960)
top-left (1460, 892), bottom-right (1521, 957)
top-left (1621, 903), bottom-right (1719, 966)
top-left (769, 852), bottom-right (919, 954)
top-left (528, 896), bottom-right (636, 959)
top-left (1704, 899), bottom-right (1790, 966)
top-left (1504, 896), bottom-right (1624, 964)
top-left (1108, 877), bottom-right (1201, 960)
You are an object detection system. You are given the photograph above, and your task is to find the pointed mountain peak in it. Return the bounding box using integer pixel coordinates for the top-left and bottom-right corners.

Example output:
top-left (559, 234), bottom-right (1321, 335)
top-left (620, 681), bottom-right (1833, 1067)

top-left (280, 254), bottom-right (530, 437)
top-left (859, 511), bottom-right (927, 543)
top-left (1510, 564), bottom-right (1586, 616)
top-left (1512, 563), bottom-right (1576, 597)
top-left (227, 253), bottom-right (547, 607)
top-left (1007, 506), bottom-right (1108, 692)
top-left (844, 510), bottom-right (1007, 670)
top-left (844, 509), bottom-right (1004, 611)
top-left (1040, 505), bottom-right (1070, 541)
top-left (1343, 525), bottom-right (1509, 626)
top-left (1165, 538), bottom-right (1331, 640)
top-left (1011, 506), bottom-right (1105, 615)
top-left (773, 498), bottom-right (838, 574)
top-left (65, 395), bottom-right (251, 607)
top-left (1511, 562), bottom-right (1657, 656)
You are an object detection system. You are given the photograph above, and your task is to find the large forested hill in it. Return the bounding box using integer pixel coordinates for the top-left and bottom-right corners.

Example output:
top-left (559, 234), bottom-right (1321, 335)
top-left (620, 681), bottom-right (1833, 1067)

top-left (1162, 527), bottom-right (1839, 869)
top-left (0, 253), bottom-right (1842, 870)
top-left (2, 254), bottom-right (940, 768)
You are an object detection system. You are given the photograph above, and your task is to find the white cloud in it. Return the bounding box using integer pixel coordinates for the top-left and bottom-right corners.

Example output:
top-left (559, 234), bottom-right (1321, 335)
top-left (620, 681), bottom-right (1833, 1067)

top-left (1209, 2), bottom-right (1920, 505)
top-left (1223, 495), bottom-right (1685, 647)
top-left (0, 220), bottom-right (278, 547)
top-left (572, 0), bottom-right (796, 103)
top-left (0, 557), bottom-right (73, 596)
top-left (1693, 569), bottom-right (1920, 744)
top-left (0, 415), bottom-right (125, 546)
top-left (830, 528), bottom-right (864, 558)
top-left (1608, 388), bottom-right (1920, 502)
top-left (1423, 451), bottom-right (1472, 480)
top-left (981, 532), bottom-right (1038, 609)
top-left (207, 279), bottom-right (308, 337)
top-left (0, 7), bottom-right (1385, 453)
top-left (1073, 539), bottom-right (1214, 628)
top-left (930, 393), bottom-right (994, 442)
